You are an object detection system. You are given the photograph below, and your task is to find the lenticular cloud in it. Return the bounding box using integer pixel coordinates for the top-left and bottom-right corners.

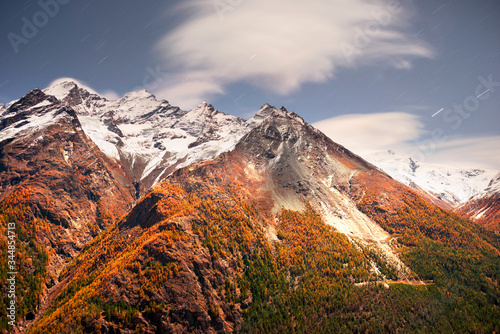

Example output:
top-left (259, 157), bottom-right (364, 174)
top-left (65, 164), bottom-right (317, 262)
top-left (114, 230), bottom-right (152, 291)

top-left (153, 0), bottom-right (434, 108)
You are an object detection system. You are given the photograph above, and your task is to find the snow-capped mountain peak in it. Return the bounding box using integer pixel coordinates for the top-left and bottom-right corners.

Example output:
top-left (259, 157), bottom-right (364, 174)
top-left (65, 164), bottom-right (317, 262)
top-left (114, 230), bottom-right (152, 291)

top-left (479, 172), bottom-right (500, 197)
top-left (456, 171), bottom-right (500, 230)
top-left (198, 100), bottom-right (209, 108)
top-left (187, 101), bottom-right (217, 117)
top-left (245, 103), bottom-right (306, 129)
top-left (0, 89), bottom-right (78, 145)
top-left (246, 103), bottom-right (277, 127)
top-left (3, 88), bottom-right (57, 116)
top-left (43, 79), bottom-right (102, 101)
top-left (365, 150), bottom-right (498, 206)
top-left (121, 88), bottom-right (153, 100)
top-left (43, 80), bottom-right (79, 100)
top-left (16, 83), bottom-right (264, 193)
top-left (273, 106), bottom-right (306, 124)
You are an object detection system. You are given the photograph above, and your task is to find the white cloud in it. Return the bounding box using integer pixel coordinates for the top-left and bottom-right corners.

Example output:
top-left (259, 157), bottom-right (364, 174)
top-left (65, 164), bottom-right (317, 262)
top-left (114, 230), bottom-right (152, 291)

top-left (313, 112), bottom-right (424, 154)
top-left (153, 0), bottom-right (434, 108)
top-left (313, 112), bottom-right (500, 169)
top-left (421, 136), bottom-right (500, 169)
top-left (101, 89), bottom-right (121, 100)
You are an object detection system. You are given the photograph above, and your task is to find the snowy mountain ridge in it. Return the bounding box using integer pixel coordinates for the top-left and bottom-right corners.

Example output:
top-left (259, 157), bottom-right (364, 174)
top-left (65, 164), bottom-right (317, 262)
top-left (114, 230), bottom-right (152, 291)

top-left (3, 81), bottom-right (498, 206)
top-left (365, 150), bottom-right (498, 206)
top-left (3, 81), bottom-right (288, 193)
top-left (469, 172), bottom-right (500, 203)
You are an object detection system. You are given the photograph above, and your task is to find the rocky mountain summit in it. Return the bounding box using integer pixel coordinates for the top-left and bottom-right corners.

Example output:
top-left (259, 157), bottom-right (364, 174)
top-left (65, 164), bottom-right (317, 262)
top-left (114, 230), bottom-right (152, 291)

top-left (41, 81), bottom-right (263, 193)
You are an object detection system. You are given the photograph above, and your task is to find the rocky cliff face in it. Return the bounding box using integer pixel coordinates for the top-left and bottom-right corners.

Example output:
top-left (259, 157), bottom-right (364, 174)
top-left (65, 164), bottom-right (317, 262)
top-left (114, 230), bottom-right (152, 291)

top-left (232, 108), bottom-right (420, 273)
top-left (0, 89), bottom-right (136, 305)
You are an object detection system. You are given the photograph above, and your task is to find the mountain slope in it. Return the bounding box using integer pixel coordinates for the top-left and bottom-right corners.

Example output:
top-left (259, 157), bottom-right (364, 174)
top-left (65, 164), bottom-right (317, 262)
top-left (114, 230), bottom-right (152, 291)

top-left (365, 151), bottom-right (500, 231)
top-left (0, 89), bottom-right (136, 330)
top-left (26, 107), bottom-right (500, 333)
top-left (457, 173), bottom-right (500, 232)
top-left (232, 108), bottom-right (416, 274)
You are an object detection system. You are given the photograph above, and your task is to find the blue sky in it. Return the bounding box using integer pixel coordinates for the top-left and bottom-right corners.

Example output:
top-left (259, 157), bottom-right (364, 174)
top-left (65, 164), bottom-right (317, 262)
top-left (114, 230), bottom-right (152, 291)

top-left (0, 0), bottom-right (499, 168)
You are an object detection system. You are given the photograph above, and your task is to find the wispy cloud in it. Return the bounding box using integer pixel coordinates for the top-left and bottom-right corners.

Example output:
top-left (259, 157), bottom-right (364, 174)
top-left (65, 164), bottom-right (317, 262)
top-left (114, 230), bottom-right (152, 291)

top-left (101, 89), bottom-right (120, 100)
top-left (313, 112), bottom-right (425, 154)
top-left (426, 136), bottom-right (500, 169)
top-left (313, 112), bottom-right (500, 169)
top-left (152, 0), bottom-right (434, 108)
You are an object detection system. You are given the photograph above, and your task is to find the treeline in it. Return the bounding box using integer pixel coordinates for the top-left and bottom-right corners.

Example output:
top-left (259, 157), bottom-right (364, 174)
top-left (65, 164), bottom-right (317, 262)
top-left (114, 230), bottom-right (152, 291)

top-left (24, 182), bottom-right (500, 333)
top-left (0, 188), bottom-right (49, 333)
top-left (358, 191), bottom-right (500, 332)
